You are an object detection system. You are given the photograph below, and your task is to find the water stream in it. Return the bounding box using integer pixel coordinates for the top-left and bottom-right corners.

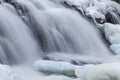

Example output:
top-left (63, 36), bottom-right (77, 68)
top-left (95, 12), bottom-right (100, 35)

top-left (0, 0), bottom-right (118, 80)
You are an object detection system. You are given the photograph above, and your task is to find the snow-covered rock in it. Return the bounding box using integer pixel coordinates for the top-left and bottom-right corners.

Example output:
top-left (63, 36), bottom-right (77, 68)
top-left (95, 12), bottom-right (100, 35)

top-left (52, 0), bottom-right (120, 24)
top-left (85, 8), bottom-right (105, 21)
top-left (34, 60), bottom-right (120, 80)
top-left (0, 64), bottom-right (15, 80)
top-left (103, 23), bottom-right (120, 54)
top-left (75, 63), bottom-right (120, 80)
top-left (110, 44), bottom-right (120, 55)
top-left (104, 23), bottom-right (120, 44)
top-left (34, 60), bottom-right (76, 76)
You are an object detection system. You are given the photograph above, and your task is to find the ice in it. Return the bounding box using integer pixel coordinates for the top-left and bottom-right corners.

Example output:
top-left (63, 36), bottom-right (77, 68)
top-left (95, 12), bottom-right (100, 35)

top-left (104, 23), bottom-right (120, 44)
top-left (34, 60), bottom-right (76, 76)
top-left (52, 0), bottom-right (120, 24)
top-left (75, 63), bottom-right (120, 80)
top-left (85, 8), bottom-right (105, 19)
top-left (34, 60), bottom-right (120, 80)
top-left (103, 23), bottom-right (120, 54)
top-left (110, 44), bottom-right (120, 55)
top-left (0, 64), bottom-right (15, 80)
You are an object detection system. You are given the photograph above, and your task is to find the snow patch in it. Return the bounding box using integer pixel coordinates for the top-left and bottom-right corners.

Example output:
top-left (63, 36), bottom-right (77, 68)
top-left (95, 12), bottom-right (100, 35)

top-left (52, 0), bottom-right (120, 24)
top-left (34, 60), bottom-right (120, 80)
top-left (34, 60), bottom-right (76, 76)
top-left (75, 63), bottom-right (120, 80)
top-left (103, 23), bottom-right (120, 55)
top-left (0, 64), bottom-right (16, 80)
top-left (104, 23), bottom-right (120, 44)
top-left (110, 44), bottom-right (120, 55)
top-left (85, 7), bottom-right (105, 20)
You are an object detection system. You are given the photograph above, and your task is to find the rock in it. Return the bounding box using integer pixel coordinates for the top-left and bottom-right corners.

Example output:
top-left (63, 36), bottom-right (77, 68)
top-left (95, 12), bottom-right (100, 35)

top-left (113, 0), bottom-right (120, 3)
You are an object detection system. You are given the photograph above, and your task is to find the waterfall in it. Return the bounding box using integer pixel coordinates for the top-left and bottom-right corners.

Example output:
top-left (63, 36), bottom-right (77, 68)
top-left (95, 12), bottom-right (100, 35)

top-left (1, 0), bottom-right (120, 80)
top-left (0, 3), bottom-right (41, 64)
top-left (0, 0), bottom-right (114, 65)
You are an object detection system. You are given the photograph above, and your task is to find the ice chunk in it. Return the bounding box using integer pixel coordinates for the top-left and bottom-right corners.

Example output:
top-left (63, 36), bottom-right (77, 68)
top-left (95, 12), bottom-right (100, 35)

top-left (34, 60), bottom-right (76, 76)
top-left (85, 8), bottom-right (105, 20)
top-left (75, 65), bottom-right (94, 79)
top-left (75, 63), bottom-right (120, 80)
top-left (110, 44), bottom-right (120, 55)
top-left (0, 64), bottom-right (15, 80)
top-left (104, 23), bottom-right (120, 44)
top-left (103, 23), bottom-right (120, 54)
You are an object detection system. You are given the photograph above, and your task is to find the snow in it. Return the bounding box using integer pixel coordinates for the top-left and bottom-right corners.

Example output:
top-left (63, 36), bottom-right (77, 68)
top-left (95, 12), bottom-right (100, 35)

top-left (85, 7), bottom-right (105, 20)
top-left (110, 44), bottom-right (120, 55)
top-left (34, 60), bottom-right (76, 76)
top-left (0, 64), bottom-right (15, 80)
top-left (34, 60), bottom-right (120, 80)
top-left (75, 63), bottom-right (120, 80)
top-left (51, 0), bottom-right (120, 24)
top-left (75, 64), bottom-right (94, 78)
top-left (104, 23), bottom-right (120, 44)
top-left (103, 23), bottom-right (120, 54)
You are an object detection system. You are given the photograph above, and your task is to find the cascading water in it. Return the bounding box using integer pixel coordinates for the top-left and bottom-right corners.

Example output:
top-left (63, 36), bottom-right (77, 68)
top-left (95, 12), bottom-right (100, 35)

top-left (0, 0), bottom-right (119, 80)
top-left (0, 0), bottom-right (111, 64)
top-left (0, 3), bottom-right (41, 64)
top-left (14, 0), bottom-right (113, 57)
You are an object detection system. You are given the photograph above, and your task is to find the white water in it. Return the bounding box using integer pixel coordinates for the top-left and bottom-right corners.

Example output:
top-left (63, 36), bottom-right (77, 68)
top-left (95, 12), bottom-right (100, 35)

top-left (0, 0), bottom-right (119, 80)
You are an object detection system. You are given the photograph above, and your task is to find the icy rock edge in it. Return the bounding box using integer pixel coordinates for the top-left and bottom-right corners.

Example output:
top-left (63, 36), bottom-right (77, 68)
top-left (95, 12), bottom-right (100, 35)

top-left (34, 60), bottom-right (120, 80)
top-left (0, 64), bottom-right (16, 80)
top-left (103, 23), bottom-right (120, 55)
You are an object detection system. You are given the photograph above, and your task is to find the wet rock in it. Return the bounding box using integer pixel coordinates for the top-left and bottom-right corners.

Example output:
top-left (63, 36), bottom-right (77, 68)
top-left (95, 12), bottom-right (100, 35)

top-left (113, 0), bottom-right (120, 3)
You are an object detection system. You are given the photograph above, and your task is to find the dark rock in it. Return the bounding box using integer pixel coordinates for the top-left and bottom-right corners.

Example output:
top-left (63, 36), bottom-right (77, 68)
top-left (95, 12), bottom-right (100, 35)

top-left (95, 18), bottom-right (106, 24)
top-left (105, 12), bottom-right (118, 24)
top-left (113, 0), bottom-right (120, 3)
top-left (4, 0), bottom-right (11, 3)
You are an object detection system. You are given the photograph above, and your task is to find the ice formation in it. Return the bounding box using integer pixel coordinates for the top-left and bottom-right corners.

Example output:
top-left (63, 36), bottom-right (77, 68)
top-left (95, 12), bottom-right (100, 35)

top-left (0, 64), bottom-right (15, 80)
top-left (34, 60), bottom-right (76, 76)
top-left (75, 62), bottom-right (120, 80)
top-left (34, 60), bottom-right (120, 80)
top-left (52, 0), bottom-right (120, 24)
top-left (104, 23), bottom-right (120, 54)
